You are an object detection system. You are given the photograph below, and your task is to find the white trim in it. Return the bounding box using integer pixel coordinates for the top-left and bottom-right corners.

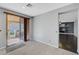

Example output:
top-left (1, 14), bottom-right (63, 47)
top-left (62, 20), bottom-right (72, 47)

top-left (0, 47), bottom-right (6, 49)
top-left (77, 49), bottom-right (79, 54)
top-left (34, 39), bottom-right (58, 48)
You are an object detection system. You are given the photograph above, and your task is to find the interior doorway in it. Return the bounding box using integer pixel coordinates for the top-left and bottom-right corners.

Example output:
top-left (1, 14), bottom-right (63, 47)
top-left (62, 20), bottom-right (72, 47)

top-left (24, 18), bottom-right (30, 42)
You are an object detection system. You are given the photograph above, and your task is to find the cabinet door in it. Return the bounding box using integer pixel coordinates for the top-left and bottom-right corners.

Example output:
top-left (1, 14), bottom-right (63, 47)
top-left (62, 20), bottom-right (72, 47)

top-left (59, 34), bottom-right (77, 53)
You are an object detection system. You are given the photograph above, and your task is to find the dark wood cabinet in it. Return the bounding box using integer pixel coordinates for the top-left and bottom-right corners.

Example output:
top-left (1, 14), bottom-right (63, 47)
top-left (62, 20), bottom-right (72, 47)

top-left (59, 34), bottom-right (77, 53)
top-left (24, 18), bottom-right (30, 42)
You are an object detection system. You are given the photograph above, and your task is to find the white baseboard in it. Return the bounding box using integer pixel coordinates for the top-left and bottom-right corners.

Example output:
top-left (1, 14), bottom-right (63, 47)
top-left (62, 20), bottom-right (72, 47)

top-left (77, 50), bottom-right (79, 54)
top-left (34, 39), bottom-right (58, 48)
top-left (0, 47), bottom-right (6, 50)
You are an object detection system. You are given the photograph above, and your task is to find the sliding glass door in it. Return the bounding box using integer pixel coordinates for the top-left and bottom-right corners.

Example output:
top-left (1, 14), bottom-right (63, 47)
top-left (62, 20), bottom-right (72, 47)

top-left (6, 14), bottom-right (24, 47)
top-left (7, 14), bottom-right (20, 46)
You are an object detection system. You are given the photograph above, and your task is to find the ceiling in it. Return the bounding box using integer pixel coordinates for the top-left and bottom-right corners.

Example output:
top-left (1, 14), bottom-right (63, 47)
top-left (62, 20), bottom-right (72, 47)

top-left (0, 3), bottom-right (71, 17)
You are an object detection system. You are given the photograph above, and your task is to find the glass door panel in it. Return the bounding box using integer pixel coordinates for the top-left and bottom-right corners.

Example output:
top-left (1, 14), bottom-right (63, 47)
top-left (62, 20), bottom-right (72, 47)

top-left (20, 17), bottom-right (24, 43)
top-left (6, 14), bottom-right (25, 53)
top-left (7, 14), bottom-right (20, 46)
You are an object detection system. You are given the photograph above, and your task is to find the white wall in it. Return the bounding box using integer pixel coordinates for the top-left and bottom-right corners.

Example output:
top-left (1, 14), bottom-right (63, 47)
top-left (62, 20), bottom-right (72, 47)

top-left (33, 4), bottom-right (79, 50)
top-left (29, 17), bottom-right (33, 41)
top-left (0, 9), bottom-right (6, 48)
top-left (78, 9), bottom-right (79, 53)
top-left (33, 12), bottom-right (59, 48)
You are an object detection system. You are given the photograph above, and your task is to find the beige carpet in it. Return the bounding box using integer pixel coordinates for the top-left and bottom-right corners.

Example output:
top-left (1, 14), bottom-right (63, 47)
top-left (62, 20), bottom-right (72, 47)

top-left (6, 40), bottom-right (77, 55)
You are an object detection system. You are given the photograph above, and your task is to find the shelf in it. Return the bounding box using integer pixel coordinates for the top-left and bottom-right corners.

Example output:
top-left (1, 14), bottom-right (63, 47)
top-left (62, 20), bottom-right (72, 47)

top-left (59, 33), bottom-right (74, 35)
top-left (59, 26), bottom-right (70, 28)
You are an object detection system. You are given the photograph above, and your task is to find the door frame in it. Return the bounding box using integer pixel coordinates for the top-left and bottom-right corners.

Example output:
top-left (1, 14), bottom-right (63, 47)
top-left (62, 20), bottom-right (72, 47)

top-left (24, 18), bottom-right (30, 41)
